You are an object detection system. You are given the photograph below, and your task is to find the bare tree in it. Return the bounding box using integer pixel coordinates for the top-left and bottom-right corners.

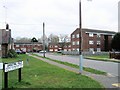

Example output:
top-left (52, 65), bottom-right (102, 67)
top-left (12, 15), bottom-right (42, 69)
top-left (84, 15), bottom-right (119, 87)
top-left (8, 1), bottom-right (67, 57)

top-left (14, 37), bottom-right (31, 43)
top-left (48, 34), bottom-right (59, 44)
top-left (59, 34), bottom-right (70, 50)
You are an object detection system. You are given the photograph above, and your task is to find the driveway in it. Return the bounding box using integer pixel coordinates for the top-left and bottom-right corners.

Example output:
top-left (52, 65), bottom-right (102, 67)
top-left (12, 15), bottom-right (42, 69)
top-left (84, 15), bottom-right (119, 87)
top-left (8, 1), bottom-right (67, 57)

top-left (36, 53), bottom-right (119, 77)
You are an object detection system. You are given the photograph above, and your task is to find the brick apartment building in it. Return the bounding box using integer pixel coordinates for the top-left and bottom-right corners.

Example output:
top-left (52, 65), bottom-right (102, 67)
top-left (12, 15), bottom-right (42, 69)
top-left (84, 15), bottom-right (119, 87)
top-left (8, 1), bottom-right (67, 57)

top-left (14, 42), bottom-right (43, 52)
top-left (0, 24), bottom-right (13, 57)
top-left (71, 28), bottom-right (116, 52)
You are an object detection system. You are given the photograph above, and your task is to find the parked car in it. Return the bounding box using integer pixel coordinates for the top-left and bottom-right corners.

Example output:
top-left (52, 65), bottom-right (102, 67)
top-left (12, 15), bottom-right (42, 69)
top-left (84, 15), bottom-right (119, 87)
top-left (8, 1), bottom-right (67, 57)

top-left (21, 50), bottom-right (26, 54)
top-left (15, 49), bottom-right (22, 54)
top-left (39, 50), bottom-right (46, 53)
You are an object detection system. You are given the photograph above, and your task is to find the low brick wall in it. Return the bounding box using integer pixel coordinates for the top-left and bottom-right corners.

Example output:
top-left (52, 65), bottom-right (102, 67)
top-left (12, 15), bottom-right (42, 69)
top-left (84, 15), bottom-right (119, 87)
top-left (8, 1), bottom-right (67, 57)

top-left (109, 52), bottom-right (120, 60)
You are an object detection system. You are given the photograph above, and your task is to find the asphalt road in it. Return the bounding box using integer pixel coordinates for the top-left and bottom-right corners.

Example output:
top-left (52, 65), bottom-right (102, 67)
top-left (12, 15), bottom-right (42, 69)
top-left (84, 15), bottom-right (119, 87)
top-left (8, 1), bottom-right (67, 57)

top-left (36, 53), bottom-right (119, 77)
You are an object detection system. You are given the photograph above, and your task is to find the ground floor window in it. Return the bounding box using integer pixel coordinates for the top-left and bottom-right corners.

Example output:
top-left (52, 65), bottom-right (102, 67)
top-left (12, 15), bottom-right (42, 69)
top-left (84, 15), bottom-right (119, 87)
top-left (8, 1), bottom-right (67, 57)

top-left (97, 48), bottom-right (101, 52)
top-left (0, 45), bottom-right (1, 50)
top-left (89, 48), bottom-right (94, 52)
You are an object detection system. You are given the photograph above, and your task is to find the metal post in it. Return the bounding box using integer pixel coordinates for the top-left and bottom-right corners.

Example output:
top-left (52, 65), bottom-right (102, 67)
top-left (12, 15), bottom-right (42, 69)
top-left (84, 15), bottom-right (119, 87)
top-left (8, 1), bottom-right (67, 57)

top-left (43, 22), bottom-right (45, 58)
top-left (4, 63), bottom-right (8, 88)
top-left (18, 68), bottom-right (21, 82)
top-left (79, 0), bottom-right (83, 74)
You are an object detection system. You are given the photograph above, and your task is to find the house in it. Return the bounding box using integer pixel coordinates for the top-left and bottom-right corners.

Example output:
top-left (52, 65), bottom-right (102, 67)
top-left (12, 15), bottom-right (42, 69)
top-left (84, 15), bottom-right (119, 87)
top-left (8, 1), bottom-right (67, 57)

top-left (71, 28), bottom-right (116, 52)
top-left (14, 42), bottom-right (43, 52)
top-left (0, 24), bottom-right (12, 57)
top-left (48, 42), bottom-right (71, 52)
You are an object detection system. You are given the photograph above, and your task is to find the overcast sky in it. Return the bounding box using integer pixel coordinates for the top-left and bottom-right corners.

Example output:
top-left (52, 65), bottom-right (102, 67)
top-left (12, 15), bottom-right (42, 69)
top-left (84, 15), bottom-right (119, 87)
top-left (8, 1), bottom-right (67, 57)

top-left (0, 0), bottom-right (119, 38)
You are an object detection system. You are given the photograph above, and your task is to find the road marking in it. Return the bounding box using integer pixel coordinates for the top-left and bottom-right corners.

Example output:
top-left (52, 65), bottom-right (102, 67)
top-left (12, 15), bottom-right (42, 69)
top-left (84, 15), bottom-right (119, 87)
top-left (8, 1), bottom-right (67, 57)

top-left (112, 83), bottom-right (120, 87)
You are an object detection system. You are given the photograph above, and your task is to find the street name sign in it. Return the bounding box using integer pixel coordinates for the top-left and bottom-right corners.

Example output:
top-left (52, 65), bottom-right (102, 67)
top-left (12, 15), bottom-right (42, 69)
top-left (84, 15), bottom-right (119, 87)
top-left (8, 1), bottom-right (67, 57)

top-left (4, 61), bottom-right (23, 72)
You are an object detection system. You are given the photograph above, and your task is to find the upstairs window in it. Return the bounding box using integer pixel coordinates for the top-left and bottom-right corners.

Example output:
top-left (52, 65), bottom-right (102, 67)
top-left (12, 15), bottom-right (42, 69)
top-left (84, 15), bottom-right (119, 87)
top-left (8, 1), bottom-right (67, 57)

top-left (89, 33), bottom-right (93, 37)
top-left (76, 34), bottom-right (79, 38)
top-left (89, 40), bottom-right (94, 44)
top-left (72, 35), bottom-right (75, 38)
top-left (97, 33), bottom-right (101, 37)
top-left (97, 41), bottom-right (101, 45)
top-left (72, 42), bottom-right (75, 45)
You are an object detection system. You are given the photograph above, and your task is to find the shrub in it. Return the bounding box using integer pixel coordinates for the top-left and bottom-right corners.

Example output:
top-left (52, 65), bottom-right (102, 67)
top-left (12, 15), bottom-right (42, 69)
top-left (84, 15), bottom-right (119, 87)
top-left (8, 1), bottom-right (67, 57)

top-left (7, 49), bottom-right (17, 58)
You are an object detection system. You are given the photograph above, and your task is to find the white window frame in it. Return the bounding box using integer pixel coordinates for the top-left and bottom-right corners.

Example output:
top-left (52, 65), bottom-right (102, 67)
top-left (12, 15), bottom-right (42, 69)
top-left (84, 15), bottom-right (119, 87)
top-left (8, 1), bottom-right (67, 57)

top-left (89, 33), bottom-right (93, 37)
top-left (97, 33), bottom-right (101, 37)
top-left (0, 45), bottom-right (1, 50)
top-left (68, 45), bottom-right (71, 47)
top-left (76, 34), bottom-right (79, 38)
top-left (76, 41), bottom-right (79, 45)
top-left (55, 45), bottom-right (58, 48)
top-left (16, 45), bottom-right (19, 47)
top-left (89, 40), bottom-right (94, 44)
top-left (77, 48), bottom-right (79, 51)
top-left (72, 48), bottom-right (75, 51)
top-left (89, 48), bottom-right (94, 52)
top-left (72, 35), bottom-right (75, 38)
top-left (97, 41), bottom-right (101, 45)
top-left (97, 48), bottom-right (101, 52)
top-left (72, 42), bottom-right (75, 45)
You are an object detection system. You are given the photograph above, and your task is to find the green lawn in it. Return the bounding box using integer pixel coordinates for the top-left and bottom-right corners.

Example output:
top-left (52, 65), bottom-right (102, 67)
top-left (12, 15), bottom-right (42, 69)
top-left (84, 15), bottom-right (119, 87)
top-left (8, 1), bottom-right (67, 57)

top-left (1, 54), bottom-right (104, 88)
top-left (85, 55), bottom-right (120, 63)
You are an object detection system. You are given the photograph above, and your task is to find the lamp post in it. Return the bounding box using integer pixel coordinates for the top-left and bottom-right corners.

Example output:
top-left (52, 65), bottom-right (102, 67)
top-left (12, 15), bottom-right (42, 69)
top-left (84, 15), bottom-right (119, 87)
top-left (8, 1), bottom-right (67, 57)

top-left (43, 22), bottom-right (45, 58)
top-left (79, 0), bottom-right (83, 74)
top-left (79, 0), bottom-right (92, 74)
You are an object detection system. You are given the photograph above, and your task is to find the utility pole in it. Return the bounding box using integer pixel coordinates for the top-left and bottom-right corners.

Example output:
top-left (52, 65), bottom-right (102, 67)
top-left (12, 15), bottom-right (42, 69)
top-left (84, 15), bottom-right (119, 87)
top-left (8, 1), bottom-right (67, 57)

top-left (43, 22), bottom-right (45, 58)
top-left (79, 0), bottom-right (83, 74)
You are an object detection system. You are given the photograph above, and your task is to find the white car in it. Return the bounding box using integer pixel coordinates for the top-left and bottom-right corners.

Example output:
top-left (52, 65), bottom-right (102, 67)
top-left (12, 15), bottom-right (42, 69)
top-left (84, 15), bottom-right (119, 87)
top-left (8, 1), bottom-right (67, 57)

top-left (39, 50), bottom-right (46, 53)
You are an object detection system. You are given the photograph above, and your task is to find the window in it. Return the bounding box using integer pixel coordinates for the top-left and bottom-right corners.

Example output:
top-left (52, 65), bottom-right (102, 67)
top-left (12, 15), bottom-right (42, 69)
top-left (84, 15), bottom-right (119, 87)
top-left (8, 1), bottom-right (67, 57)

top-left (72, 48), bottom-right (75, 51)
top-left (72, 42), bottom-right (75, 45)
top-left (68, 45), bottom-right (71, 47)
top-left (54, 49), bottom-right (58, 51)
top-left (89, 41), bottom-right (94, 44)
top-left (76, 34), bottom-right (79, 38)
top-left (68, 49), bottom-right (71, 51)
top-left (55, 45), bottom-right (58, 48)
top-left (89, 48), bottom-right (94, 52)
top-left (97, 41), bottom-right (101, 45)
top-left (112, 35), bottom-right (114, 38)
top-left (76, 41), bottom-right (79, 45)
top-left (89, 33), bottom-right (93, 37)
top-left (64, 49), bottom-right (67, 51)
top-left (77, 48), bottom-right (79, 51)
top-left (49, 49), bottom-right (53, 51)
top-left (97, 33), bottom-right (101, 37)
top-left (0, 45), bottom-right (1, 50)
top-left (72, 35), bottom-right (75, 38)
top-left (97, 48), bottom-right (101, 52)
top-left (16, 45), bottom-right (19, 47)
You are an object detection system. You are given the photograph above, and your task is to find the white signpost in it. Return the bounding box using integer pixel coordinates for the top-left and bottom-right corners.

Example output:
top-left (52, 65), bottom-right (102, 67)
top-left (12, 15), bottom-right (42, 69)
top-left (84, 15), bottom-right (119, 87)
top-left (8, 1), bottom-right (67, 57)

top-left (0, 63), bottom-right (3, 70)
top-left (4, 61), bottom-right (23, 72)
top-left (4, 61), bottom-right (23, 88)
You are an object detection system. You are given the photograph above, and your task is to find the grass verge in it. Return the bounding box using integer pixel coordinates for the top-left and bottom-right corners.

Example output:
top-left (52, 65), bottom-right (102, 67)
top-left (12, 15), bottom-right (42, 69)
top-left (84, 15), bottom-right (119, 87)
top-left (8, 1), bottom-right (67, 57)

top-left (1, 54), bottom-right (104, 88)
top-left (33, 54), bottom-right (107, 75)
top-left (85, 56), bottom-right (120, 63)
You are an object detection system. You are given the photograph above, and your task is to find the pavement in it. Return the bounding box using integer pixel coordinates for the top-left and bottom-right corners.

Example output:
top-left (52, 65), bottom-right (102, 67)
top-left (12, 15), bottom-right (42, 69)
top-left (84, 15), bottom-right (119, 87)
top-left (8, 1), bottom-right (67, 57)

top-left (28, 53), bottom-right (120, 89)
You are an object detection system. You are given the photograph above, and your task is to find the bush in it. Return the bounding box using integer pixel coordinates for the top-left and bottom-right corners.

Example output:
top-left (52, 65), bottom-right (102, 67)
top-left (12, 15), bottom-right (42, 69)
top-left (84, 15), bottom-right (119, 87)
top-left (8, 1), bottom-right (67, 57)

top-left (7, 49), bottom-right (17, 58)
top-left (111, 33), bottom-right (120, 51)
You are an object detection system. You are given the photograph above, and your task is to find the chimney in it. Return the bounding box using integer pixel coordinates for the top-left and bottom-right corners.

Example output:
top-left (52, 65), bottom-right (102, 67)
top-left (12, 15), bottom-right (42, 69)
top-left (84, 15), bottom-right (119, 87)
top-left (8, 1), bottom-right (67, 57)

top-left (6, 23), bottom-right (9, 29)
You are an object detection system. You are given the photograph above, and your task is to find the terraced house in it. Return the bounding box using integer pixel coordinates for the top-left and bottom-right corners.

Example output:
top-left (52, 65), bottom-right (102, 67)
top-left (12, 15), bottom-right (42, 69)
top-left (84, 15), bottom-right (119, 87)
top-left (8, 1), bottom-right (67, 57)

top-left (71, 28), bottom-right (116, 52)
